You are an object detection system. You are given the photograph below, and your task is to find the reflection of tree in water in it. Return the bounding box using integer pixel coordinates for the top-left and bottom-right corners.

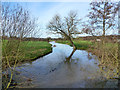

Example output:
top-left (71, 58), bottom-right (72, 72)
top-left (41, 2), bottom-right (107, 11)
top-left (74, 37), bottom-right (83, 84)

top-left (87, 53), bottom-right (93, 60)
top-left (65, 49), bottom-right (76, 63)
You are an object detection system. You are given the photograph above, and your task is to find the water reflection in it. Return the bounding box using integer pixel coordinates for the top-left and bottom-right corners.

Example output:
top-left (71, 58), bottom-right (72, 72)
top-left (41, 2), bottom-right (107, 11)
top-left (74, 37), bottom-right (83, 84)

top-left (12, 41), bottom-right (118, 88)
top-left (65, 49), bottom-right (76, 62)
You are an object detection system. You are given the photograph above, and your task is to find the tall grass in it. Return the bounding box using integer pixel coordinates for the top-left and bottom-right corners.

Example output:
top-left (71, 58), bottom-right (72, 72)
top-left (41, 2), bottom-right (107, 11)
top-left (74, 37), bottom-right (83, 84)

top-left (89, 42), bottom-right (119, 79)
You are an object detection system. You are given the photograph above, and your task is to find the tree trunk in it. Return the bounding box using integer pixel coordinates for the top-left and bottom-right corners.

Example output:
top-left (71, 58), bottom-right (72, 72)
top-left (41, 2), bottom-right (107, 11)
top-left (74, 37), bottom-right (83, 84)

top-left (102, 4), bottom-right (106, 44)
top-left (68, 36), bottom-right (76, 50)
top-left (101, 16), bottom-right (105, 63)
top-left (102, 17), bottom-right (105, 44)
top-left (61, 30), bottom-right (77, 50)
top-left (66, 49), bottom-right (76, 61)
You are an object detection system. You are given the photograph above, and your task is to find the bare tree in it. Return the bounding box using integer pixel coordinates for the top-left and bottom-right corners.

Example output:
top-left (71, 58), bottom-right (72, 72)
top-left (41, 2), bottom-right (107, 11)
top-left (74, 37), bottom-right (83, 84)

top-left (82, 0), bottom-right (118, 41)
top-left (82, 21), bottom-right (102, 36)
top-left (47, 11), bottom-right (81, 49)
top-left (2, 3), bottom-right (39, 89)
top-left (81, 0), bottom-right (119, 79)
top-left (2, 3), bottom-right (38, 39)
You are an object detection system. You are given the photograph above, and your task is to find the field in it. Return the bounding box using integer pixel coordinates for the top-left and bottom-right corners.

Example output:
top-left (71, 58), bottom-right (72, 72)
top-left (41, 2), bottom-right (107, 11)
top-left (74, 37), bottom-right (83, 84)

top-left (19, 41), bottom-right (52, 60)
top-left (56, 39), bottom-right (93, 50)
top-left (2, 40), bottom-right (52, 69)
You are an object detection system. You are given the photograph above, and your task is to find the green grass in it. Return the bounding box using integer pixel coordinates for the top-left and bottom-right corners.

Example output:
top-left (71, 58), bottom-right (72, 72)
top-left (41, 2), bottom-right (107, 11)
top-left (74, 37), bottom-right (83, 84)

top-left (56, 39), bottom-right (93, 50)
top-left (56, 39), bottom-right (117, 51)
top-left (73, 40), bottom-right (93, 50)
top-left (2, 40), bottom-right (52, 67)
top-left (20, 41), bottom-right (52, 60)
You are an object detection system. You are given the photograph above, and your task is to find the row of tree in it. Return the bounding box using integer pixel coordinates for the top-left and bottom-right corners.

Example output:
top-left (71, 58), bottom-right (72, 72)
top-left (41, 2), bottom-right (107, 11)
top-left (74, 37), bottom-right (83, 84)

top-left (47, 0), bottom-right (118, 48)
top-left (2, 0), bottom-right (118, 42)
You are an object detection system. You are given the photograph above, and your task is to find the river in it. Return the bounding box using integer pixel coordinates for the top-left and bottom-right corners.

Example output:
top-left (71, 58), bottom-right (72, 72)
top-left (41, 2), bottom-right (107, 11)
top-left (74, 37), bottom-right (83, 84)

top-left (11, 41), bottom-right (118, 88)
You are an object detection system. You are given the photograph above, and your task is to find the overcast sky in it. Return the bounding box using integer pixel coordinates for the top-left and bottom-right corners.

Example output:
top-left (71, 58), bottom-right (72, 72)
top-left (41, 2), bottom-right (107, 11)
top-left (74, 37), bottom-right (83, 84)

top-left (2, 1), bottom-right (118, 38)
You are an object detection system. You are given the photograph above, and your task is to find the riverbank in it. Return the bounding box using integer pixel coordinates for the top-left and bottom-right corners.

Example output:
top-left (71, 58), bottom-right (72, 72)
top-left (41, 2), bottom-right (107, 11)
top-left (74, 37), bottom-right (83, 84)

top-left (3, 41), bottom-right (119, 88)
top-left (56, 39), bottom-right (93, 50)
top-left (56, 39), bottom-right (118, 79)
top-left (2, 40), bottom-right (52, 69)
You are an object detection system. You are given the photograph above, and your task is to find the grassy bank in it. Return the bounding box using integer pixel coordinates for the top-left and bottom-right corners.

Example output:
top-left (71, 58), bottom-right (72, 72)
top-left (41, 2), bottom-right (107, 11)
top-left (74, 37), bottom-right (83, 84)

top-left (56, 39), bottom-right (93, 50)
top-left (20, 41), bottom-right (52, 60)
top-left (2, 40), bottom-right (52, 69)
top-left (2, 40), bottom-right (52, 89)
top-left (56, 39), bottom-right (118, 78)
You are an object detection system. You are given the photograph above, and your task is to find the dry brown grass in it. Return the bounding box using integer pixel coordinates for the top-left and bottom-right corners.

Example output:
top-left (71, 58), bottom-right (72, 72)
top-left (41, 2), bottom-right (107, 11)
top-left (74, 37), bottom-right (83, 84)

top-left (88, 41), bottom-right (119, 79)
